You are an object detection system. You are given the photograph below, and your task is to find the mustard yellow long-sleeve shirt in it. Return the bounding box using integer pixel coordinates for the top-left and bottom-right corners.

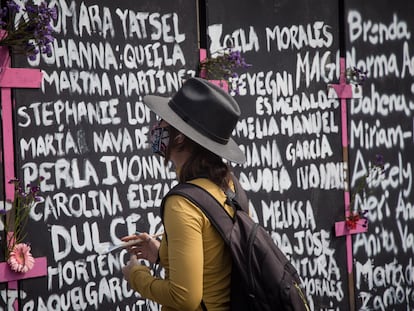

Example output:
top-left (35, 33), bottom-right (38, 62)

top-left (129, 178), bottom-right (234, 311)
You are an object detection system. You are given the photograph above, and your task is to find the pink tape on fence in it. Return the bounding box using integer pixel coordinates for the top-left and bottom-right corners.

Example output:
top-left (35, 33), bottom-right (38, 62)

top-left (208, 80), bottom-right (229, 92)
top-left (199, 48), bottom-right (207, 78)
top-left (335, 220), bottom-right (368, 237)
top-left (199, 48), bottom-right (207, 62)
top-left (331, 83), bottom-right (353, 99)
top-left (0, 67), bottom-right (42, 88)
top-left (0, 47), bottom-right (43, 200)
top-left (0, 257), bottom-right (47, 283)
top-left (1, 87), bottom-right (15, 201)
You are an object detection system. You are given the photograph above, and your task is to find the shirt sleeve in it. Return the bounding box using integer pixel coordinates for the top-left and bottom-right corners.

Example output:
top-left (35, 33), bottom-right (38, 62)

top-left (129, 194), bottom-right (205, 311)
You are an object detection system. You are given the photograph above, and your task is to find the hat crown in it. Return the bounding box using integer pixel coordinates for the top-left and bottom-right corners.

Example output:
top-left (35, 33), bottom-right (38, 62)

top-left (143, 77), bottom-right (246, 163)
top-left (169, 78), bottom-right (240, 144)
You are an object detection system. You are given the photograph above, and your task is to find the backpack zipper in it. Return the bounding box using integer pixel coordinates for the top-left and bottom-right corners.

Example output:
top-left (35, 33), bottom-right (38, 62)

top-left (294, 282), bottom-right (311, 311)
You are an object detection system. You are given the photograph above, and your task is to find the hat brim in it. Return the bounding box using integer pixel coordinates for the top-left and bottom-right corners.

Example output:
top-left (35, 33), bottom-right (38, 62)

top-left (144, 95), bottom-right (246, 164)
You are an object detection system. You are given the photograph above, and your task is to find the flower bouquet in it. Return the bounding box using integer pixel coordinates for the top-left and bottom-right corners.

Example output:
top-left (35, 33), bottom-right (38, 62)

top-left (346, 154), bottom-right (385, 230)
top-left (345, 66), bottom-right (368, 86)
top-left (1, 178), bottom-right (42, 273)
top-left (199, 47), bottom-right (251, 93)
top-left (0, 0), bottom-right (56, 60)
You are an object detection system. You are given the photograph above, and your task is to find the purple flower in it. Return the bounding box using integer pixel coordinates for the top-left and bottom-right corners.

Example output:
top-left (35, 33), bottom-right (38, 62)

top-left (28, 53), bottom-right (37, 61)
top-left (25, 5), bottom-right (36, 14)
top-left (30, 186), bottom-right (40, 194)
top-left (6, 1), bottom-right (20, 13)
top-left (374, 154), bottom-right (385, 173)
top-left (346, 66), bottom-right (368, 86)
top-left (199, 46), bottom-right (251, 93)
top-left (0, 0), bottom-right (56, 58)
top-left (34, 196), bottom-right (42, 202)
top-left (44, 34), bottom-right (54, 44)
top-left (374, 154), bottom-right (384, 166)
top-left (0, 8), bottom-right (7, 18)
top-left (43, 45), bottom-right (52, 55)
top-left (3, 175), bottom-right (43, 260)
top-left (49, 7), bottom-right (57, 20)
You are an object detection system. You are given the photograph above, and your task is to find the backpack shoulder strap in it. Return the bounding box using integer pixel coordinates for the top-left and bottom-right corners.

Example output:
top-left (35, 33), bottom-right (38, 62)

top-left (163, 182), bottom-right (233, 242)
top-left (227, 175), bottom-right (249, 213)
top-left (160, 175), bottom-right (248, 243)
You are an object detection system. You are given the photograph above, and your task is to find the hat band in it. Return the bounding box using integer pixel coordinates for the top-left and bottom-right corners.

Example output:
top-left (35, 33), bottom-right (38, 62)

top-left (169, 100), bottom-right (229, 145)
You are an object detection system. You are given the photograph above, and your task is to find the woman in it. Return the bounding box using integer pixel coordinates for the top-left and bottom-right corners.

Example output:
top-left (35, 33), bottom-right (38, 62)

top-left (122, 77), bottom-right (246, 311)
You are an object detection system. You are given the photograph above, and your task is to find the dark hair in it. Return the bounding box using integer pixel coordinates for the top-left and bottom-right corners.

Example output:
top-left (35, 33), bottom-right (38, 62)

top-left (166, 127), bottom-right (232, 190)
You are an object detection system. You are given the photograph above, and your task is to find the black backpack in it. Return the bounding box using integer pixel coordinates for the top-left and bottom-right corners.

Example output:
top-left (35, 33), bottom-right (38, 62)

top-left (160, 176), bottom-right (310, 311)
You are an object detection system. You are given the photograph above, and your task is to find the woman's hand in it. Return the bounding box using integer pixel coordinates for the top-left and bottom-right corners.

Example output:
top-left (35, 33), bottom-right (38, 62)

top-left (121, 232), bottom-right (161, 264)
top-left (122, 254), bottom-right (139, 282)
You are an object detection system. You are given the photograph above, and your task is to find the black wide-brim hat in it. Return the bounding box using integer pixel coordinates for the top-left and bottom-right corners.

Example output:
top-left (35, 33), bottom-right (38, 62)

top-left (143, 77), bottom-right (246, 164)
